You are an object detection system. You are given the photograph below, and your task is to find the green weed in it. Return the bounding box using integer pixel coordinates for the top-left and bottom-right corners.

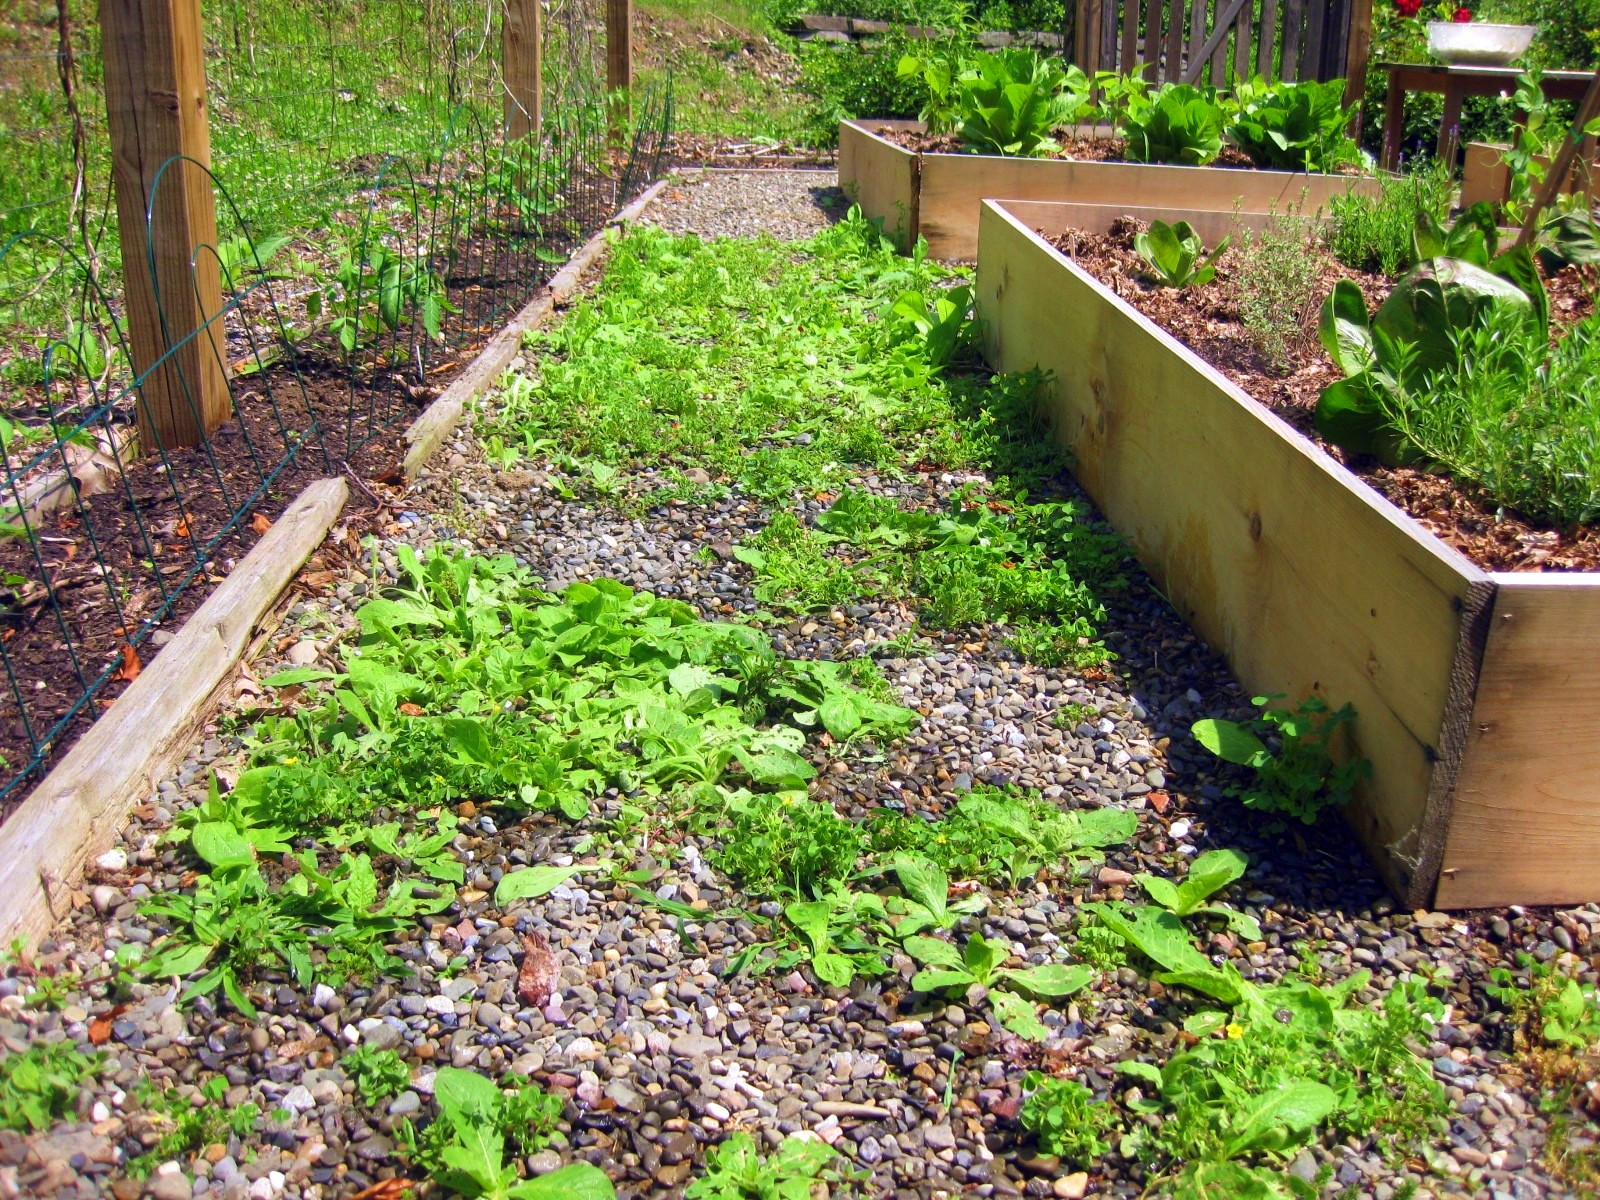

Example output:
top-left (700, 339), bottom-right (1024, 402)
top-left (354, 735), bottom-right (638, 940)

top-left (0, 1042), bottom-right (101, 1133)
top-left (344, 1045), bottom-right (413, 1106)
top-left (126, 1077), bottom-right (261, 1180)
top-left (684, 1129), bottom-right (864, 1199)
top-left (1192, 694), bottom-right (1370, 826)
top-left (1019, 1073), bottom-right (1115, 1166)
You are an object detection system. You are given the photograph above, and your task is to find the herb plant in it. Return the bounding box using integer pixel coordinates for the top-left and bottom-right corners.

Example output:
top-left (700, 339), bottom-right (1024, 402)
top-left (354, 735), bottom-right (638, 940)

top-left (1227, 206), bottom-right (1323, 370)
top-left (1134, 219), bottom-right (1229, 288)
top-left (1191, 695), bottom-right (1370, 825)
top-left (1326, 164), bottom-right (1453, 276)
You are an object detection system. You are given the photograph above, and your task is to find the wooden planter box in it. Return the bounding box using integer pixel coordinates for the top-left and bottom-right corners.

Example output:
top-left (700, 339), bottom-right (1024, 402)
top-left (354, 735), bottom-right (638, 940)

top-left (975, 198), bottom-right (1600, 911)
top-left (1460, 141), bottom-right (1600, 210)
top-left (838, 119), bottom-right (1384, 258)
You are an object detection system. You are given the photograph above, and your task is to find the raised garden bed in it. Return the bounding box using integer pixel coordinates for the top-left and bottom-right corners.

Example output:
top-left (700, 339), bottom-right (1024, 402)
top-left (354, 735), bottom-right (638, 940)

top-left (839, 119), bottom-right (1383, 258)
top-left (974, 196), bottom-right (1600, 911)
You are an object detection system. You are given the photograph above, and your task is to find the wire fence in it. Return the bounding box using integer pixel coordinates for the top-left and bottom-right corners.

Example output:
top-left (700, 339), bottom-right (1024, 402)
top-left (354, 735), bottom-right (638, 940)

top-left (0, 0), bottom-right (673, 815)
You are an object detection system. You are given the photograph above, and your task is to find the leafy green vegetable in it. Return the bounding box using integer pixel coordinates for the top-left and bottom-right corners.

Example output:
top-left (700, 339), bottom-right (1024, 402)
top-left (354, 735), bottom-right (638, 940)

top-left (1314, 253), bottom-right (1547, 464)
top-left (1134, 220), bottom-right (1229, 288)
top-left (1121, 84), bottom-right (1225, 166)
top-left (954, 49), bottom-right (1087, 156)
top-left (1226, 78), bottom-right (1360, 173)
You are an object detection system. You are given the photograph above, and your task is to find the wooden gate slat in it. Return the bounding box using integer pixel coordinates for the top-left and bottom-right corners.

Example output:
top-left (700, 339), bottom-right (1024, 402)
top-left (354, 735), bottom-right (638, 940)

top-left (1232, 0), bottom-right (1253, 84)
top-left (1258, 0), bottom-right (1281, 78)
top-left (1300, 0), bottom-right (1328, 79)
top-left (1282, 0), bottom-right (1305, 81)
top-left (1122, 0), bottom-right (1141, 74)
top-left (1144, 0), bottom-right (1162, 78)
top-left (1164, 0), bottom-right (1187, 81)
top-left (1186, 0), bottom-right (1205, 80)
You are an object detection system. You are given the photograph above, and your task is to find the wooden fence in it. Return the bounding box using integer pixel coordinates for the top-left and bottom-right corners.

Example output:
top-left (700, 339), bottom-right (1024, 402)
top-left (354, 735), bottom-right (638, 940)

top-left (1072, 0), bottom-right (1371, 89)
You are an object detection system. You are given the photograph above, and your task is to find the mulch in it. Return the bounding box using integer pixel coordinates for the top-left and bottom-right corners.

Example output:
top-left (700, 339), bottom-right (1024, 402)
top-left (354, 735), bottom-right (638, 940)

top-left (1046, 219), bottom-right (1600, 575)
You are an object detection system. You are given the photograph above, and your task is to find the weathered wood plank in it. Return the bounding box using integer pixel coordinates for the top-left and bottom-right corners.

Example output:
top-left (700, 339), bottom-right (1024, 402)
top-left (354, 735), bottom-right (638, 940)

top-left (1282, 0), bottom-right (1305, 80)
top-left (1259, 0), bottom-right (1282, 78)
top-left (0, 477), bottom-right (348, 951)
top-left (975, 201), bottom-right (1483, 902)
top-left (503, 0), bottom-right (542, 142)
top-left (1435, 577), bottom-right (1600, 909)
top-left (1163, 0), bottom-right (1186, 82)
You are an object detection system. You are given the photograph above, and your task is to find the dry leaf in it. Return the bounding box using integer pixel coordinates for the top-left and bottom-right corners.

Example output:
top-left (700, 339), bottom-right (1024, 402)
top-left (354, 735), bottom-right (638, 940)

top-left (517, 931), bottom-right (559, 1008)
top-left (112, 644), bottom-right (141, 682)
top-left (173, 518), bottom-right (190, 539)
top-left (350, 1180), bottom-right (416, 1200)
top-left (398, 702), bottom-right (425, 717)
top-left (88, 1017), bottom-right (113, 1045)
top-left (251, 512), bottom-right (273, 535)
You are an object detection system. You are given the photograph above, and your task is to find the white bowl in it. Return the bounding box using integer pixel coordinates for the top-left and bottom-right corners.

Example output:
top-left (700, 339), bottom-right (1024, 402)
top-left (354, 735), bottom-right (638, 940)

top-left (1426, 21), bottom-right (1537, 67)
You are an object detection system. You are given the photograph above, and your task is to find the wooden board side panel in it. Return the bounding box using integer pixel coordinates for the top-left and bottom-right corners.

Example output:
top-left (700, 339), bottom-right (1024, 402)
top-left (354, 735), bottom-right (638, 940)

top-left (975, 202), bottom-right (1478, 897)
top-left (1000, 200), bottom-right (1283, 246)
top-left (838, 122), bottom-right (918, 251)
top-left (919, 155), bottom-right (1380, 258)
top-left (1435, 577), bottom-right (1600, 909)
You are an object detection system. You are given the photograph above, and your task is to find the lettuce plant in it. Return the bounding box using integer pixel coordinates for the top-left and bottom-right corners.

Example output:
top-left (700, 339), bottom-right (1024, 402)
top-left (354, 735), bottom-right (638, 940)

top-left (1120, 83), bottom-right (1225, 166)
top-left (954, 49), bottom-right (1088, 156)
top-left (1134, 219), bottom-right (1229, 287)
top-left (1226, 78), bottom-right (1361, 173)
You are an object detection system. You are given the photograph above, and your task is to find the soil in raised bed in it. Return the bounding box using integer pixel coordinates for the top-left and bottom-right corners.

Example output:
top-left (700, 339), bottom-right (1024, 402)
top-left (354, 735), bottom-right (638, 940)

top-left (1045, 218), bottom-right (1600, 574)
top-left (882, 127), bottom-right (1274, 170)
top-left (0, 187), bottom-right (618, 822)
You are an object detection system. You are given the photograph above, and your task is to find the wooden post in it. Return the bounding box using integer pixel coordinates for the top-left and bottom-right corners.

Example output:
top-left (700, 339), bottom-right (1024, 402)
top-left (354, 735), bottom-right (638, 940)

top-left (606, 0), bottom-right (633, 135)
top-left (503, 0), bottom-right (542, 143)
top-left (100, 0), bottom-right (230, 452)
top-left (1342, 0), bottom-right (1373, 115)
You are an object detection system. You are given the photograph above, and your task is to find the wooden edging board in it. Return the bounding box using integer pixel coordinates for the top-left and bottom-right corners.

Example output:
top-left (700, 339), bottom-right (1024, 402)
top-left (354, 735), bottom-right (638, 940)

top-left (975, 197), bottom-right (1600, 910)
top-left (402, 177), bottom-right (672, 480)
top-left (0, 476), bottom-right (348, 950)
top-left (839, 119), bottom-right (1384, 259)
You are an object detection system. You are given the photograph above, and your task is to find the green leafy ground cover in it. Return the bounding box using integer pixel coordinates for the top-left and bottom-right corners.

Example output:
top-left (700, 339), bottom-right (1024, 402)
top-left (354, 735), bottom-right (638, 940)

top-left (11, 207), bottom-right (1598, 1199)
top-left (481, 212), bottom-right (1126, 667)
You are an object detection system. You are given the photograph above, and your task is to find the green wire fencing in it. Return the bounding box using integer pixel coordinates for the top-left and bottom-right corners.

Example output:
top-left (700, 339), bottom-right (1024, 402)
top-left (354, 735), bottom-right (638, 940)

top-left (0, 0), bottom-right (673, 816)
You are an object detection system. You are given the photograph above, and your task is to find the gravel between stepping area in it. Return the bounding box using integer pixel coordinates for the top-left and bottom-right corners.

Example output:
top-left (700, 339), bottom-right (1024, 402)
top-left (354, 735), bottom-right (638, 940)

top-left (642, 169), bottom-right (847, 242)
top-left (3, 171), bottom-right (1596, 1200)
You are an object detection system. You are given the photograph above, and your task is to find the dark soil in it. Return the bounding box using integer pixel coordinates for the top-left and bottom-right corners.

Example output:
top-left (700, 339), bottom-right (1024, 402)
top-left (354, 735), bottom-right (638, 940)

top-left (1045, 220), bottom-right (1600, 575)
top-left (0, 176), bottom-right (634, 820)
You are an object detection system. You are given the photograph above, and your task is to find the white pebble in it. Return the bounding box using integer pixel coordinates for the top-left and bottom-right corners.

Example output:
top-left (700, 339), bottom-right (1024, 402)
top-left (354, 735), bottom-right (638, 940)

top-left (1169, 819), bottom-right (1191, 840)
top-left (95, 848), bottom-right (127, 872)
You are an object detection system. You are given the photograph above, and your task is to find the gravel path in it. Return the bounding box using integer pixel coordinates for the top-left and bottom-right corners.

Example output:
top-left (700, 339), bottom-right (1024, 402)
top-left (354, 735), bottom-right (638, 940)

top-left (2, 171), bottom-right (1596, 1200)
top-left (642, 169), bottom-right (846, 242)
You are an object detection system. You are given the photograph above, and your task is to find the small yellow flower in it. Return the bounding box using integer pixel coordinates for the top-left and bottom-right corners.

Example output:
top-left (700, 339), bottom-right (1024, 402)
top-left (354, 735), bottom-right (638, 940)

top-left (1225, 1023), bottom-right (1244, 1040)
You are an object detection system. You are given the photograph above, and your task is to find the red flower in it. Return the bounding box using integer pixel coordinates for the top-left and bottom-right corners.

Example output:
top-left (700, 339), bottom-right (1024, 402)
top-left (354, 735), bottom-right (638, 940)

top-left (1394, 0), bottom-right (1423, 17)
top-left (1452, 5), bottom-right (1472, 19)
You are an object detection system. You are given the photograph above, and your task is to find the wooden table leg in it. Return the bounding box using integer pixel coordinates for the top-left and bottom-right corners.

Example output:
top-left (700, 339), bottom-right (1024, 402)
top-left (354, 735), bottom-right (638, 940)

top-left (1382, 73), bottom-right (1406, 171)
top-left (1437, 81), bottom-right (1465, 165)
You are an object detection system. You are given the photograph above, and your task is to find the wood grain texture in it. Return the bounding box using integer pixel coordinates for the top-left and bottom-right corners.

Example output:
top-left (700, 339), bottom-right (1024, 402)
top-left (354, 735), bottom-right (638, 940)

top-left (1435, 577), bottom-right (1600, 909)
top-left (1000, 199), bottom-right (1283, 245)
top-left (975, 201), bottom-right (1483, 901)
top-left (837, 121), bottom-right (919, 251)
top-left (914, 147), bottom-right (1380, 258)
top-left (100, 0), bottom-right (229, 451)
top-left (403, 178), bottom-right (670, 479)
top-left (503, 0), bottom-right (542, 142)
top-left (0, 477), bottom-right (347, 951)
